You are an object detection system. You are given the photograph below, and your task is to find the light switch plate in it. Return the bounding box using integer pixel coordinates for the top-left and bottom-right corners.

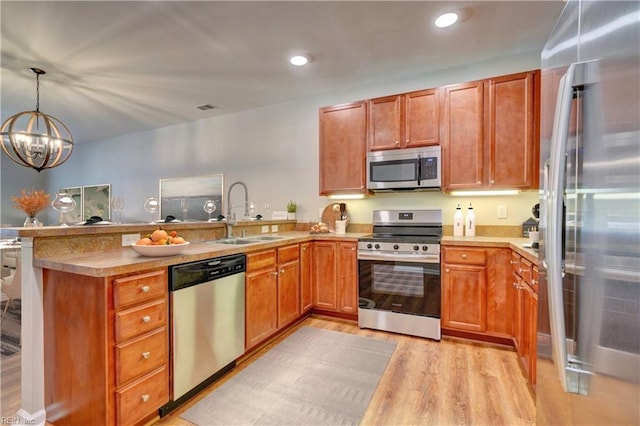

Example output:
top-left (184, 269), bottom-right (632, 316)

top-left (497, 205), bottom-right (508, 219)
top-left (122, 233), bottom-right (140, 246)
top-left (271, 225), bottom-right (279, 232)
top-left (261, 225), bottom-right (269, 233)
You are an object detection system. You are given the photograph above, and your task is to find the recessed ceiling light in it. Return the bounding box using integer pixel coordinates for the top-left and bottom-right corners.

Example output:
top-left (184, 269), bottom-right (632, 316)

top-left (290, 55), bottom-right (309, 66)
top-left (435, 12), bottom-right (459, 28)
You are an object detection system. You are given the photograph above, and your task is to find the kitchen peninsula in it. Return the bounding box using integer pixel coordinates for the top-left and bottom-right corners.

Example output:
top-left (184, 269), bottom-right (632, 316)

top-left (9, 220), bottom-right (536, 425)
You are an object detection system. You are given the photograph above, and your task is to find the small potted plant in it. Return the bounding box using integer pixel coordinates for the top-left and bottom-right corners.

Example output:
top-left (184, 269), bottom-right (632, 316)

top-left (286, 201), bottom-right (297, 220)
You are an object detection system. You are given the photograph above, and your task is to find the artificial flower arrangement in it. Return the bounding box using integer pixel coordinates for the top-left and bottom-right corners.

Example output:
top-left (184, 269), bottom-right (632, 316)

top-left (11, 188), bottom-right (51, 217)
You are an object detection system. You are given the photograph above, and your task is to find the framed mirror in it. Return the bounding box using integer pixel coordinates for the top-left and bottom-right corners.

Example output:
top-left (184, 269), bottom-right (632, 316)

top-left (160, 174), bottom-right (224, 221)
top-left (82, 184), bottom-right (111, 220)
top-left (59, 186), bottom-right (83, 223)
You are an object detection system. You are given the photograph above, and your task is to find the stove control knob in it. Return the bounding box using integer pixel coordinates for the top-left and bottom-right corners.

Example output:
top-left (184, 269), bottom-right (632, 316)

top-left (374, 244), bottom-right (380, 250)
top-left (366, 243), bottom-right (372, 249)
top-left (393, 244), bottom-right (399, 250)
top-left (413, 245), bottom-right (420, 251)
top-left (422, 245), bottom-right (429, 251)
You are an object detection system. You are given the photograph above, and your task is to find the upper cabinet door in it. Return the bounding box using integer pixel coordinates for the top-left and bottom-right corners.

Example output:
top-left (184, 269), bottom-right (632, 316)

top-left (319, 101), bottom-right (368, 196)
top-left (368, 95), bottom-right (403, 151)
top-left (485, 70), bottom-right (539, 188)
top-left (405, 88), bottom-right (440, 148)
top-left (442, 81), bottom-right (485, 190)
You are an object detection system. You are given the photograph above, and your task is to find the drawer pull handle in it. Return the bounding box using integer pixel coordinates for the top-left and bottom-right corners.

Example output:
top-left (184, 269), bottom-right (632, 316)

top-left (510, 260), bottom-right (519, 265)
top-left (461, 254), bottom-right (467, 259)
top-left (141, 285), bottom-right (150, 293)
top-left (142, 315), bottom-right (151, 323)
top-left (141, 394), bottom-right (150, 403)
top-left (142, 351), bottom-right (151, 359)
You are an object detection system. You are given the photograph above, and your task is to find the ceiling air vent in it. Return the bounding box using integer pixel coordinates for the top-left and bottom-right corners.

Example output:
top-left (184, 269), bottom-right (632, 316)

top-left (196, 104), bottom-right (217, 111)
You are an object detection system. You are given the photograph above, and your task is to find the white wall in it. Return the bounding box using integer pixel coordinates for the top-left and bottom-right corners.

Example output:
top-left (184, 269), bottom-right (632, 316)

top-left (1, 51), bottom-right (542, 227)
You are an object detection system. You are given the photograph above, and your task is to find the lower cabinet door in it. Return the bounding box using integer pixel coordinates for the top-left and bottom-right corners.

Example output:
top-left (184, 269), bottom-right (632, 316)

top-left (442, 264), bottom-right (487, 331)
top-left (278, 260), bottom-right (300, 327)
top-left (245, 268), bottom-right (278, 349)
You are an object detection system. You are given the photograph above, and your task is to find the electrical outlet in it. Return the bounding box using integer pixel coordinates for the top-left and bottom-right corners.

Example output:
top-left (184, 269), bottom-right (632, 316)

top-left (497, 205), bottom-right (508, 219)
top-left (261, 225), bottom-right (269, 233)
top-left (271, 224), bottom-right (279, 232)
top-left (122, 233), bottom-right (141, 246)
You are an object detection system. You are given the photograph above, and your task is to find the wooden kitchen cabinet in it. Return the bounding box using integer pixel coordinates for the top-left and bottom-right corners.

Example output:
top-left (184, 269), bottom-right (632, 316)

top-left (312, 241), bottom-right (337, 311)
top-left (441, 246), bottom-right (513, 344)
top-left (245, 250), bottom-right (278, 349)
top-left (312, 240), bottom-right (358, 318)
top-left (300, 242), bottom-right (313, 314)
top-left (246, 245), bottom-right (300, 350)
top-left (442, 70), bottom-right (540, 191)
top-left (319, 101), bottom-right (368, 196)
top-left (511, 251), bottom-right (538, 386)
top-left (367, 89), bottom-right (439, 151)
top-left (43, 268), bottom-right (169, 426)
top-left (442, 81), bottom-right (485, 190)
top-left (337, 241), bottom-right (358, 314)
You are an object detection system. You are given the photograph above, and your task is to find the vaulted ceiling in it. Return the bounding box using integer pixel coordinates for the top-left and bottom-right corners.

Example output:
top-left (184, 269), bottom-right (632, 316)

top-left (1, 1), bottom-right (565, 145)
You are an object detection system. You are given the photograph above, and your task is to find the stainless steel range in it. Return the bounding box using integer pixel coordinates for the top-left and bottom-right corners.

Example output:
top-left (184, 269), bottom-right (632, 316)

top-left (358, 209), bottom-right (442, 340)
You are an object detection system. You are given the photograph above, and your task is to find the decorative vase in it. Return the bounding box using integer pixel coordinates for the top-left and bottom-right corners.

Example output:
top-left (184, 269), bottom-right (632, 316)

top-left (24, 216), bottom-right (41, 227)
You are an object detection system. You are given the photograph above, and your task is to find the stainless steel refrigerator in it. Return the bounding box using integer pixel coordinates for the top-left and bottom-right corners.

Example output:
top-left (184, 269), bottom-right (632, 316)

top-left (538, 0), bottom-right (640, 424)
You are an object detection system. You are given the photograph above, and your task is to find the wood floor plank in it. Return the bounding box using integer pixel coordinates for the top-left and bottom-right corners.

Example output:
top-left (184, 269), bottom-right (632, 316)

top-left (154, 316), bottom-right (534, 426)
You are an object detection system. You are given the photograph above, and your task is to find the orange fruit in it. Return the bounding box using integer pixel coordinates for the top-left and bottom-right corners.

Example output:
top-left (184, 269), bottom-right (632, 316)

top-left (136, 237), bottom-right (152, 246)
top-left (151, 229), bottom-right (168, 242)
top-left (173, 236), bottom-right (186, 244)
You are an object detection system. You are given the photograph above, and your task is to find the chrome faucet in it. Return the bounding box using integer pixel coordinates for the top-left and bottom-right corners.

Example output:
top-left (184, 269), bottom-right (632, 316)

top-left (226, 181), bottom-right (250, 238)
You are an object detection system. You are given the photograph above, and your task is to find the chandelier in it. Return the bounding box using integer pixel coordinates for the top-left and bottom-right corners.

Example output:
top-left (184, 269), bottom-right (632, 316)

top-left (1, 67), bottom-right (73, 172)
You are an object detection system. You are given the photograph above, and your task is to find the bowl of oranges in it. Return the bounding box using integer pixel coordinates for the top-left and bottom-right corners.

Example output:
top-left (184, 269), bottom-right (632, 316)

top-left (131, 229), bottom-right (189, 257)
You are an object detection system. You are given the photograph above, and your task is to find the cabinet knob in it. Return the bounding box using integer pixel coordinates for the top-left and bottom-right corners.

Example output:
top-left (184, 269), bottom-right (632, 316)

top-left (510, 260), bottom-right (519, 265)
top-left (521, 268), bottom-right (530, 273)
top-left (352, 247), bottom-right (356, 251)
top-left (271, 271), bottom-right (278, 276)
top-left (141, 394), bottom-right (150, 403)
top-left (461, 254), bottom-right (467, 259)
top-left (477, 180), bottom-right (481, 184)
top-left (395, 140), bottom-right (400, 145)
top-left (142, 351), bottom-right (151, 359)
top-left (445, 268), bottom-right (450, 273)
top-left (141, 285), bottom-right (150, 293)
top-left (490, 179), bottom-right (495, 184)
top-left (531, 279), bottom-right (538, 285)
top-left (142, 315), bottom-right (151, 323)
top-left (280, 269), bottom-right (285, 274)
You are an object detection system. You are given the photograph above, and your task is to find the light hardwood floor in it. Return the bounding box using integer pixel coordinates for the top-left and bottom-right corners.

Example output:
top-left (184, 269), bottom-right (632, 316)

top-left (153, 316), bottom-right (534, 426)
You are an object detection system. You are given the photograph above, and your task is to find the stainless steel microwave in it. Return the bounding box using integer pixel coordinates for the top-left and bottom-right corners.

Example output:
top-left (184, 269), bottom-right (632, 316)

top-left (366, 146), bottom-right (441, 191)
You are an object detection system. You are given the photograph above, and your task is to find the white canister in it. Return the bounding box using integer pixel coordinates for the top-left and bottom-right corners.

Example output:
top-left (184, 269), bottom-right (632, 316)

top-left (453, 203), bottom-right (464, 236)
top-left (335, 220), bottom-right (347, 235)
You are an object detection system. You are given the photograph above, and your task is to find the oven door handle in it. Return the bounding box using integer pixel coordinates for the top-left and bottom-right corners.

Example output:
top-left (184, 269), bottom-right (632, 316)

top-left (357, 252), bottom-right (440, 264)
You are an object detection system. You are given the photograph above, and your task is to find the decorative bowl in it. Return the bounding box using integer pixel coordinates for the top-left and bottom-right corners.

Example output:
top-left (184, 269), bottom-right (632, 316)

top-left (131, 242), bottom-right (190, 257)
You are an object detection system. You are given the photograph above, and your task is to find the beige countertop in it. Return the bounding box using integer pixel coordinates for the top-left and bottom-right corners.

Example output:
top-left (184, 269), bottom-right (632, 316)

top-left (34, 232), bottom-right (368, 277)
top-left (442, 235), bottom-right (539, 263)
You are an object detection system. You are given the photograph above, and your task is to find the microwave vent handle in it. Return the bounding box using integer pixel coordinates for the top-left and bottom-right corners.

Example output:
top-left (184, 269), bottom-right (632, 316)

top-left (417, 154), bottom-right (422, 186)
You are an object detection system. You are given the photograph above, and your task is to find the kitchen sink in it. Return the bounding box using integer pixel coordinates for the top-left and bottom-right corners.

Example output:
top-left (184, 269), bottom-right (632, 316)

top-left (214, 238), bottom-right (255, 245)
top-left (247, 235), bottom-right (284, 241)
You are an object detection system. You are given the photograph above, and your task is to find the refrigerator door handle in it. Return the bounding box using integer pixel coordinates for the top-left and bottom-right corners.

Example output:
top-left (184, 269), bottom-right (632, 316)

top-left (546, 62), bottom-right (577, 393)
top-left (542, 158), bottom-right (550, 270)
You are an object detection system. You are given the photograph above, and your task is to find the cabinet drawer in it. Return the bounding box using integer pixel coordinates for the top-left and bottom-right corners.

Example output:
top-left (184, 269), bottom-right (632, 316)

top-left (114, 270), bottom-right (166, 308)
top-left (115, 328), bottom-right (167, 386)
top-left (443, 247), bottom-right (486, 265)
top-left (511, 252), bottom-right (522, 274)
top-left (247, 250), bottom-right (277, 272)
top-left (278, 244), bottom-right (299, 264)
top-left (520, 258), bottom-right (533, 287)
top-left (115, 299), bottom-right (167, 342)
top-left (116, 366), bottom-right (169, 426)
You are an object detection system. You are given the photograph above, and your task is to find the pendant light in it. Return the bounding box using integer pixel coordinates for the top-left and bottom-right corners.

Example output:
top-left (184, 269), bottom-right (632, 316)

top-left (1, 67), bottom-right (73, 172)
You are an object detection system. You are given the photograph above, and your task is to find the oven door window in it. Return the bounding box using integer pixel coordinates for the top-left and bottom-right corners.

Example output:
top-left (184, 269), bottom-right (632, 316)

top-left (369, 159), bottom-right (419, 183)
top-left (359, 259), bottom-right (440, 318)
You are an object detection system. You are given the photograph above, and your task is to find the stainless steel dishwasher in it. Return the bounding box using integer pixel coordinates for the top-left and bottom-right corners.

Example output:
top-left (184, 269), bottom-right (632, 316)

top-left (160, 253), bottom-right (246, 416)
